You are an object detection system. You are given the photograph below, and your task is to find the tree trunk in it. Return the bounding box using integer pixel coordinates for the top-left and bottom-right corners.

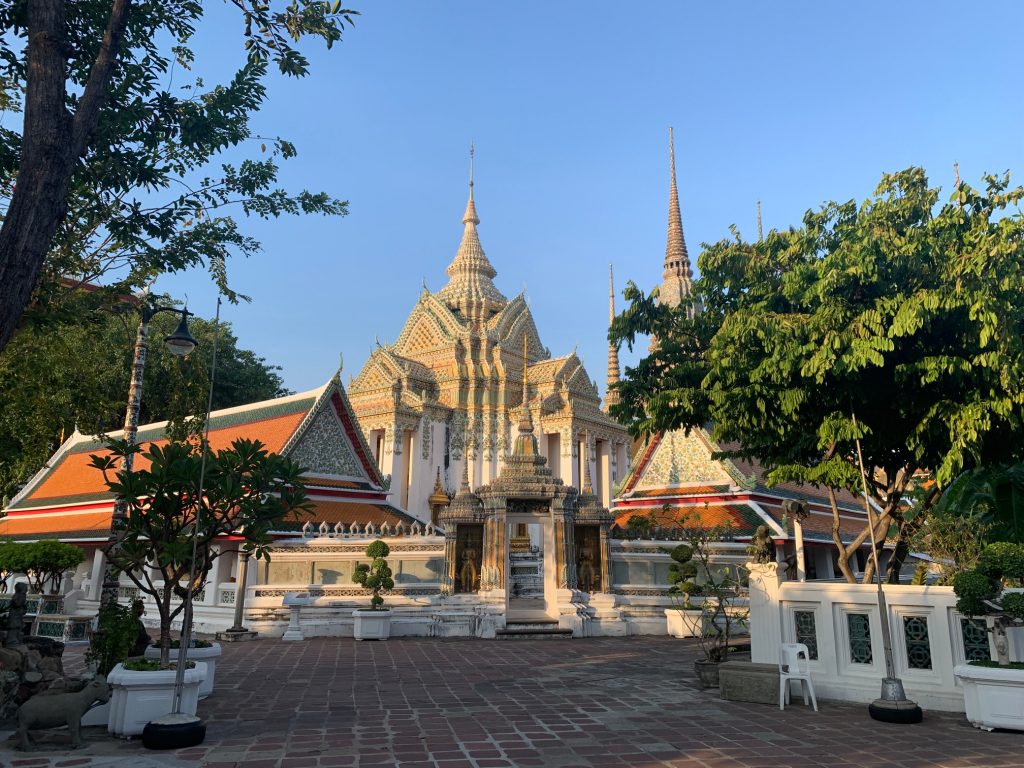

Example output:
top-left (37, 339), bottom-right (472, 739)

top-left (0, 0), bottom-right (132, 353)
top-left (159, 589), bottom-right (173, 668)
top-left (827, 488), bottom-right (857, 583)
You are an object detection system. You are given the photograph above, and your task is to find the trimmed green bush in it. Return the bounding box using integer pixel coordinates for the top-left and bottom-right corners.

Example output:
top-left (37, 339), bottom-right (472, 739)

top-left (352, 539), bottom-right (394, 610)
top-left (954, 542), bottom-right (1024, 665)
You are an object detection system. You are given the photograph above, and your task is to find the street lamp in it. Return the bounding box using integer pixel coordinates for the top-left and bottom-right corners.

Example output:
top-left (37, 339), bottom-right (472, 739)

top-left (100, 301), bottom-right (199, 608)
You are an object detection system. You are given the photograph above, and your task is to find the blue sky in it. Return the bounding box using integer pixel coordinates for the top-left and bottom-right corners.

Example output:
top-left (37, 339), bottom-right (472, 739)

top-left (160, 1), bottom-right (1024, 396)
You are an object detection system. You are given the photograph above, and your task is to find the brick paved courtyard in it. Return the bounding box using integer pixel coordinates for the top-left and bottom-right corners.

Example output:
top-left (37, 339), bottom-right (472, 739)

top-left (2, 636), bottom-right (1021, 768)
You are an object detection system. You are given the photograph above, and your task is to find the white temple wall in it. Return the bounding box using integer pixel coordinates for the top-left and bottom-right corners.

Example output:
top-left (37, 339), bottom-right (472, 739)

top-left (744, 562), bottom-right (1024, 713)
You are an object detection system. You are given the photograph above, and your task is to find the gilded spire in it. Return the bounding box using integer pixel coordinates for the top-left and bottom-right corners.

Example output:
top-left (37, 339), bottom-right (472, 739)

top-left (437, 145), bottom-right (508, 321)
top-left (657, 128), bottom-right (698, 314)
top-left (519, 334), bottom-right (533, 433)
top-left (581, 436), bottom-right (595, 495)
top-left (605, 263), bottom-right (620, 412)
top-left (512, 334), bottom-right (540, 458)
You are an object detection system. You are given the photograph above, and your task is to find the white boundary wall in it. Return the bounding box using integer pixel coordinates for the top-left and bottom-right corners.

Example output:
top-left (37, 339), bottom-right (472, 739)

top-left (746, 562), bottom-right (1021, 713)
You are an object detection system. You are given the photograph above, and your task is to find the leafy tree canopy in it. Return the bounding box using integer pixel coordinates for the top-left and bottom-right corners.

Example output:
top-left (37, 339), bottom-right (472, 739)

top-left (0, 1), bottom-right (356, 351)
top-left (611, 168), bottom-right (1024, 582)
top-left (0, 300), bottom-right (289, 500)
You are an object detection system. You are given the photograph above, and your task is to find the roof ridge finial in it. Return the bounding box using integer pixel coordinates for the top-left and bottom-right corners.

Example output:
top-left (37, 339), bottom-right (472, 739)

top-left (469, 141), bottom-right (475, 201)
top-left (757, 200), bottom-right (763, 242)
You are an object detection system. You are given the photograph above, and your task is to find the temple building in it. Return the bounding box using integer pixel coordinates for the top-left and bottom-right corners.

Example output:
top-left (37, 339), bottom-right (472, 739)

top-left (610, 129), bottom-right (872, 580)
top-left (348, 158), bottom-right (631, 522)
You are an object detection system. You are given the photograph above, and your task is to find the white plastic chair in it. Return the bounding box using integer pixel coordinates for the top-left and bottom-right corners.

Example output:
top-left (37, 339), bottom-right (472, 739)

top-left (779, 642), bottom-right (818, 711)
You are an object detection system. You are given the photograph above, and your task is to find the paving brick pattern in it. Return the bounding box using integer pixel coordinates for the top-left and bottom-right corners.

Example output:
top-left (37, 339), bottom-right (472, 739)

top-left (2, 637), bottom-right (1021, 768)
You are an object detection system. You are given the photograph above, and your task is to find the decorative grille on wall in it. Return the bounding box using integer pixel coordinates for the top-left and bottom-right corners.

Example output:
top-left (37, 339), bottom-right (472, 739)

top-left (902, 615), bottom-right (932, 670)
top-left (960, 618), bottom-right (990, 662)
top-left (847, 613), bottom-right (873, 664)
top-left (793, 610), bottom-right (818, 660)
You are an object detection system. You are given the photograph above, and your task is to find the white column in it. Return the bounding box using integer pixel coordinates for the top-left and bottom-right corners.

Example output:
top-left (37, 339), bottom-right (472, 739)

top-left (747, 562), bottom-right (784, 664)
top-left (88, 549), bottom-right (106, 601)
top-left (794, 518), bottom-right (806, 582)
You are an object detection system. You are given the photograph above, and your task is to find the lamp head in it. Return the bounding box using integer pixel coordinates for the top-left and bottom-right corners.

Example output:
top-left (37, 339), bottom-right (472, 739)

top-left (165, 309), bottom-right (198, 357)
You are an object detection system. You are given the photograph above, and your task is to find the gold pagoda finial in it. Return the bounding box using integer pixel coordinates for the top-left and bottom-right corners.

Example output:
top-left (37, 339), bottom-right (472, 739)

top-left (658, 126), bottom-right (696, 313)
top-left (757, 200), bottom-right (763, 242)
top-left (606, 263), bottom-right (621, 412)
top-left (581, 434), bottom-right (595, 495)
top-left (519, 334), bottom-right (534, 433)
top-left (469, 142), bottom-right (475, 200)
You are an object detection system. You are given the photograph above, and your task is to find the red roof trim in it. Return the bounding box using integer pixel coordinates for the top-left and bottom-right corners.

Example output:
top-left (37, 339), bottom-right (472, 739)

top-left (620, 434), bottom-right (663, 496)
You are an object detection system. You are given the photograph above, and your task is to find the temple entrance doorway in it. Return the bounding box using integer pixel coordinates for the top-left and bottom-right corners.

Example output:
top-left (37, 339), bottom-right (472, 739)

top-left (505, 515), bottom-right (556, 621)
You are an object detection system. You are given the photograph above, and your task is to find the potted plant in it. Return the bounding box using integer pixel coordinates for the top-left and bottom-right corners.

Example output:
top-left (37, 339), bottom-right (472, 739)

top-left (90, 436), bottom-right (310, 733)
top-left (665, 544), bottom-right (704, 638)
top-left (675, 511), bottom-right (748, 688)
top-left (953, 541), bottom-right (1024, 731)
top-left (80, 601), bottom-right (142, 727)
top-left (351, 539), bottom-right (394, 640)
top-left (143, 634), bottom-right (221, 699)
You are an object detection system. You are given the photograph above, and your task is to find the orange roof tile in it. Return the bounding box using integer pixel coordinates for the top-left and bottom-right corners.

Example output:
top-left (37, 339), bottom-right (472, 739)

top-left (21, 411), bottom-right (308, 508)
top-left (0, 510), bottom-right (112, 540)
top-left (614, 503), bottom-right (764, 536)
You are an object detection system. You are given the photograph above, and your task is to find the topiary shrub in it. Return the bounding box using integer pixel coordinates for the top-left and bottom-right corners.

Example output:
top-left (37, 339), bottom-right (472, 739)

top-left (954, 541), bottom-right (1024, 665)
top-left (667, 544), bottom-right (701, 608)
top-left (352, 539), bottom-right (394, 610)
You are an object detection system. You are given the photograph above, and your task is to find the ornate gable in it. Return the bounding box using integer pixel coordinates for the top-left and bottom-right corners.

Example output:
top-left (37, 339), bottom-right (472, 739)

top-left (393, 296), bottom-right (460, 358)
top-left (287, 406), bottom-right (366, 478)
top-left (625, 428), bottom-right (734, 492)
top-left (283, 378), bottom-right (384, 487)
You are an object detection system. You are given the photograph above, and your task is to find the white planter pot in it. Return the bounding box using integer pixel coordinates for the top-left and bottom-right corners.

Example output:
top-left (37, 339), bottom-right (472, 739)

top-left (353, 609), bottom-right (392, 640)
top-left (144, 642), bottom-right (221, 699)
top-left (954, 663), bottom-right (1024, 732)
top-left (665, 608), bottom-right (704, 638)
top-left (106, 662), bottom-right (206, 737)
top-left (80, 699), bottom-right (111, 728)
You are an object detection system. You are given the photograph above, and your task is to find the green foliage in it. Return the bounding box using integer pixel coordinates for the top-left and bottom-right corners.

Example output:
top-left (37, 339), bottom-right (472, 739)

top-left (936, 464), bottom-right (1024, 544)
top-left (1002, 592), bottom-right (1024, 621)
top-left (624, 514), bottom-right (655, 540)
top-left (0, 1), bottom-right (356, 352)
top-left (92, 436), bottom-right (311, 666)
top-left (667, 544), bottom-right (699, 603)
top-left (352, 539), bottom-right (394, 609)
top-left (611, 168), bottom-right (1024, 583)
top-left (911, 513), bottom-right (989, 585)
top-left (21, 540), bottom-right (84, 594)
top-left (953, 570), bottom-right (1000, 618)
top-left (669, 512), bottom-right (747, 662)
top-left (0, 305), bottom-right (290, 499)
top-left (954, 542), bottom-right (1024, 664)
top-left (87, 602), bottom-right (138, 676)
top-left (0, 540), bottom-right (83, 594)
top-left (0, 540), bottom-right (28, 586)
top-left (976, 542), bottom-right (1024, 581)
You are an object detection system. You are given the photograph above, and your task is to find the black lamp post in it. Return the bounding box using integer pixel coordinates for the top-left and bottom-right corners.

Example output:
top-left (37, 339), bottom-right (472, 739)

top-left (100, 301), bottom-right (198, 608)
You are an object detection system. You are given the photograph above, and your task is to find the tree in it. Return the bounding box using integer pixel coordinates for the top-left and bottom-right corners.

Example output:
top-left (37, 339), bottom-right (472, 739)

top-left (611, 168), bottom-right (1024, 583)
top-left (352, 539), bottom-right (394, 610)
top-left (91, 437), bottom-right (311, 666)
top-left (21, 540), bottom-right (85, 594)
top-left (0, 304), bottom-right (289, 500)
top-left (0, 1), bottom-right (356, 352)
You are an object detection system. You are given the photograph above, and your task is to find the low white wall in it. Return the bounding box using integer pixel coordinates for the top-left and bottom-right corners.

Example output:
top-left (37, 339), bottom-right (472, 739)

top-left (746, 562), bottom-right (1011, 712)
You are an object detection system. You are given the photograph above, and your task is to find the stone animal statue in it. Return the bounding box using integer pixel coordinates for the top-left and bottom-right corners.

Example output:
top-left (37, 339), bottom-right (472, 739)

top-left (17, 675), bottom-right (110, 751)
